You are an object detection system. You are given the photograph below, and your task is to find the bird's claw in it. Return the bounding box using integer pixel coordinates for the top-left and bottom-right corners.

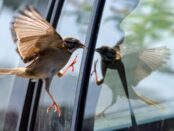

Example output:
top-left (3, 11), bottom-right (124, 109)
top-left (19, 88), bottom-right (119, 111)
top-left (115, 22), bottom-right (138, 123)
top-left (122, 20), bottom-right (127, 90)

top-left (91, 70), bottom-right (95, 76)
top-left (69, 55), bottom-right (78, 72)
top-left (57, 55), bottom-right (78, 77)
top-left (94, 59), bottom-right (98, 64)
top-left (66, 55), bottom-right (78, 72)
top-left (71, 65), bottom-right (75, 72)
top-left (47, 102), bottom-right (61, 117)
top-left (95, 112), bottom-right (106, 119)
top-left (91, 59), bottom-right (98, 76)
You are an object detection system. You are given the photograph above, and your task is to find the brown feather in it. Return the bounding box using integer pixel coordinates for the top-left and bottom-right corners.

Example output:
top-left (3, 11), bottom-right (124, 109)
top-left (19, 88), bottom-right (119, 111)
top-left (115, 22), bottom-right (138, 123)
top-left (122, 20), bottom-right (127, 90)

top-left (11, 6), bottom-right (64, 63)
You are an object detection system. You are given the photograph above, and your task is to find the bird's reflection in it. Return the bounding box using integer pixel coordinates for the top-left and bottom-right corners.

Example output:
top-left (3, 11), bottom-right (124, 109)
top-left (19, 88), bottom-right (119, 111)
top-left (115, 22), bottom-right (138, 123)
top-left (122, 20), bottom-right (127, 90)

top-left (92, 36), bottom-right (170, 117)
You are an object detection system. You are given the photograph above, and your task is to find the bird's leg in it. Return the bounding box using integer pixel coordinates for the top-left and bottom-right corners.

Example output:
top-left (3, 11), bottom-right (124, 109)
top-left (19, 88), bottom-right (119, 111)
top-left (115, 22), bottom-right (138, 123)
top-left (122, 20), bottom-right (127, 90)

top-left (96, 104), bottom-right (113, 118)
top-left (91, 60), bottom-right (103, 85)
top-left (46, 91), bottom-right (61, 117)
top-left (57, 55), bottom-right (78, 77)
top-left (96, 91), bottom-right (117, 118)
top-left (44, 78), bottom-right (61, 117)
top-left (91, 59), bottom-right (99, 80)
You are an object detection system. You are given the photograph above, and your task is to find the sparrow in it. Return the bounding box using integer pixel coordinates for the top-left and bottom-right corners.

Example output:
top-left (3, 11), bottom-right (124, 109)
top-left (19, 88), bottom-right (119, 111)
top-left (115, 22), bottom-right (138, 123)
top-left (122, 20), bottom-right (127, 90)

top-left (92, 36), bottom-right (170, 116)
top-left (0, 6), bottom-right (85, 117)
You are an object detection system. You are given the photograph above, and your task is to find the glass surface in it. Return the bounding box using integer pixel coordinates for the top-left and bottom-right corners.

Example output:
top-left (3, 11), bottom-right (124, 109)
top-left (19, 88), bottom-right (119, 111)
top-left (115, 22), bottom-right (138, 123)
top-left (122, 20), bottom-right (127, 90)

top-left (0, 0), bottom-right (48, 131)
top-left (83, 0), bottom-right (174, 130)
top-left (34, 0), bottom-right (94, 131)
top-left (0, 6), bottom-right (19, 131)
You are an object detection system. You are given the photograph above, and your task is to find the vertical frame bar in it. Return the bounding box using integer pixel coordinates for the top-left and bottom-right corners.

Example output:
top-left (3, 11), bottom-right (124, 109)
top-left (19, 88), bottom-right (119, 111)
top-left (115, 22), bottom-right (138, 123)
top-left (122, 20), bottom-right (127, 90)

top-left (18, 80), bottom-right (36, 131)
top-left (71, 0), bottom-right (106, 131)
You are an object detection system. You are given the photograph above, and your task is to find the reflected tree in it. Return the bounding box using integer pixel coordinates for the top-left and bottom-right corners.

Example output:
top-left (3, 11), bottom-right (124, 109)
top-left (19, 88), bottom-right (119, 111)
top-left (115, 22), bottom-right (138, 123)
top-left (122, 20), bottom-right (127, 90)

top-left (64, 0), bottom-right (92, 34)
top-left (107, 0), bottom-right (174, 46)
top-left (105, 0), bottom-right (139, 30)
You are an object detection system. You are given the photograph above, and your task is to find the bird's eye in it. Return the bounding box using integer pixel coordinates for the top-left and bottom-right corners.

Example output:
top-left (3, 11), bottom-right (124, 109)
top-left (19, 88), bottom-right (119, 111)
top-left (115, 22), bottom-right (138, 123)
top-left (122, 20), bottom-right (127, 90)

top-left (65, 41), bottom-right (74, 49)
top-left (68, 46), bottom-right (74, 50)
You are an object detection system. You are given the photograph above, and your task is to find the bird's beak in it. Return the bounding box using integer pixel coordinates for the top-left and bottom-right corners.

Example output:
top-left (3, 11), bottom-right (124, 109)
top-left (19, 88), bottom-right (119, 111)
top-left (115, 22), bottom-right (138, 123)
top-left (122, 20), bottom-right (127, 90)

top-left (79, 42), bottom-right (86, 49)
top-left (95, 48), bottom-right (101, 52)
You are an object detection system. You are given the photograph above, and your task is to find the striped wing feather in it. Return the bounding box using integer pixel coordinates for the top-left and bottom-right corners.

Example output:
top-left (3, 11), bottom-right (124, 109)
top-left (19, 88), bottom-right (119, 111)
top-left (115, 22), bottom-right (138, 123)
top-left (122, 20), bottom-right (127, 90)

top-left (113, 37), bottom-right (170, 81)
top-left (11, 6), bottom-right (64, 63)
top-left (117, 45), bottom-right (170, 86)
top-left (133, 47), bottom-right (170, 83)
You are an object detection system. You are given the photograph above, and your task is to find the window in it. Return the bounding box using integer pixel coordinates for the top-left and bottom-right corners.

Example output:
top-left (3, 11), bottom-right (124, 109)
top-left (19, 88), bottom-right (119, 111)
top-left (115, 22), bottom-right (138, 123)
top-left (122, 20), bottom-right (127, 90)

top-left (83, 0), bottom-right (174, 131)
top-left (1, 0), bottom-right (174, 131)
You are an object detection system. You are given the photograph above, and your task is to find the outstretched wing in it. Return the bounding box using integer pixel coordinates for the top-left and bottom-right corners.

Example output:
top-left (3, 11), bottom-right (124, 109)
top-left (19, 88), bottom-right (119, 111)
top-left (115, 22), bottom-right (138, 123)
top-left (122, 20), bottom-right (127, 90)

top-left (113, 37), bottom-right (170, 83)
top-left (113, 36), bottom-right (143, 56)
top-left (104, 46), bottom-right (169, 109)
top-left (11, 6), bottom-right (64, 63)
top-left (122, 46), bottom-right (170, 86)
top-left (113, 36), bottom-right (124, 49)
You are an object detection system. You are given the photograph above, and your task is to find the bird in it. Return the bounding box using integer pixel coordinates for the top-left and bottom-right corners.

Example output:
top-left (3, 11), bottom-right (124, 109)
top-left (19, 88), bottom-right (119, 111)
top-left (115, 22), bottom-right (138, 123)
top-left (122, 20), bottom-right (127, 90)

top-left (0, 6), bottom-right (85, 117)
top-left (92, 36), bottom-right (170, 117)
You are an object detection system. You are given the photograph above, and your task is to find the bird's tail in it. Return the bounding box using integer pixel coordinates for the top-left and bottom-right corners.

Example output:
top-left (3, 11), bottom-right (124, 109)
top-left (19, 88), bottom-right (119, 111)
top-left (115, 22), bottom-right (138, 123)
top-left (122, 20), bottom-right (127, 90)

top-left (0, 67), bottom-right (27, 77)
top-left (136, 92), bottom-right (165, 111)
top-left (0, 68), bottom-right (15, 75)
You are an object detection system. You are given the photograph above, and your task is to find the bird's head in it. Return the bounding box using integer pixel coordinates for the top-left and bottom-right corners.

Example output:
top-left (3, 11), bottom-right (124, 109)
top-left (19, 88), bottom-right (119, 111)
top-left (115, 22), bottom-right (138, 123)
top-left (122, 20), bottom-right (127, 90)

top-left (96, 46), bottom-right (121, 62)
top-left (64, 37), bottom-right (85, 53)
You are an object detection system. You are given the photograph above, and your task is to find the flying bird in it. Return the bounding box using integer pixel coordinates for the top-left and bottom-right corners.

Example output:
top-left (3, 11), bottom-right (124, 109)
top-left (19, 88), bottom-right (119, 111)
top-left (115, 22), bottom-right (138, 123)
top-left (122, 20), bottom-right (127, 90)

top-left (92, 36), bottom-right (170, 116)
top-left (0, 6), bottom-right (85, 117)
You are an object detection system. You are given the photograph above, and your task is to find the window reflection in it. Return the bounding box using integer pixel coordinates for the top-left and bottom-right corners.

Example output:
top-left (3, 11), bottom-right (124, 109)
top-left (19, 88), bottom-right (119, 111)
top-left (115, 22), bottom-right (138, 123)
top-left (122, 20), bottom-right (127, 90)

top-left (34, 0), bottom-right (94, 131)
top-left (83, 0), bottom-right (174, 130)
top-left (94, 38), bottom-right (170, 114)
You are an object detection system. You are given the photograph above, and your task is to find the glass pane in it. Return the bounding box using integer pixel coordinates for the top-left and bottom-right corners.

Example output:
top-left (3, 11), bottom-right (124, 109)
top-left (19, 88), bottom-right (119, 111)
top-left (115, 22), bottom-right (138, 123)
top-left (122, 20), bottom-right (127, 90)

top-left (0, 3), bottom-right (20, 130)
top-left (0, 0), bottom-right (48, 131)
top-left (83, 0), bottom-right (174, 130)
top-left (34, 0), bottom-right (94, 130)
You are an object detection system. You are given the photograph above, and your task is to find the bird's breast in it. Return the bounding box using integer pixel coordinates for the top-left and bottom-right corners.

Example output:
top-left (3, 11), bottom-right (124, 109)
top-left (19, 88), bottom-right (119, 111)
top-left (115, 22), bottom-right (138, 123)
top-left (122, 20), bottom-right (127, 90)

top-left (104, 60), bottom-right (121, 70)
top-left (27, 48), bottom-right (71, 78)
